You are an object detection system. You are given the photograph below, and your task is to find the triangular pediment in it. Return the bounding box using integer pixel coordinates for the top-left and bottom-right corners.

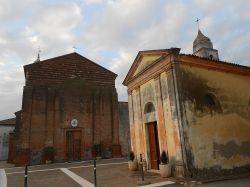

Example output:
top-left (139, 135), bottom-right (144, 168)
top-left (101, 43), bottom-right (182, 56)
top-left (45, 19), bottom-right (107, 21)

top-left (123, 49), bottom-right (170, 85)
top-left (133, 54), bottom-right (163, 76)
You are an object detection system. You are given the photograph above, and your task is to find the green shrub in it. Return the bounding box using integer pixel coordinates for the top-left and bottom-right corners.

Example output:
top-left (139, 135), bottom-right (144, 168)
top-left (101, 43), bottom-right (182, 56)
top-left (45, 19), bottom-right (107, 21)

top-left (43, 146), bottom-right (55, 162)
top-left (160, 151), bottom-right (169, 164)
top-left (92, 144), bottom-right (102, 156)
top-left (129, 151), bottom-right (135, 161)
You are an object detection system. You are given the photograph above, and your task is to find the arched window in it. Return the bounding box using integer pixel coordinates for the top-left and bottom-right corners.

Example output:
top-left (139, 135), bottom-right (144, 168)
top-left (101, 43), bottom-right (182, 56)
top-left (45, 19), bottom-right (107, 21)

top-left (202, 93), bottom-right (222, 113)
top-left (203, 94), bottom-right (216, 107)
top-left (144, 102), bottom-right (155, 114)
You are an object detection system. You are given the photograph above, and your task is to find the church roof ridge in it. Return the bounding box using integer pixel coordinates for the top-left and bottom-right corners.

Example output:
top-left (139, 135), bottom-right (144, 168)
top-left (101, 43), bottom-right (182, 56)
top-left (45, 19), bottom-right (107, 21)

top-left (136, 48), bottom-right (181, 54)
top-left (180, 53), bottom-right (250, 70)
top-left (24, 52), bottom-right (117, 77)
top-left (0, 117), bottom-right (16, 125)
top-left (25, 52), bottom-right (78, 66)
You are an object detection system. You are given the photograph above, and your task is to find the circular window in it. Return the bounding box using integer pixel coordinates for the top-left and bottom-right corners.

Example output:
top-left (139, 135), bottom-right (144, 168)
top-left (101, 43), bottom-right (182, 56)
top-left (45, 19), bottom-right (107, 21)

top-left (71, 119), bottom-right (78, 127)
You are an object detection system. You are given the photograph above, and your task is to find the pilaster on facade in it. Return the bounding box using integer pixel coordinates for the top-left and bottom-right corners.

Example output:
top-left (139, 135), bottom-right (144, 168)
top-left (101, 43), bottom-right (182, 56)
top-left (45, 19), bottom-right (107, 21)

top-left (171, 63), bottom-right (187, 177)
top-left (45, 87), bottom-right (56, 147)
top-left (154, 76), bottom-right (167, 152)
top-left (128, 94), bottom-right (137, 156)
top-left (111, 90), bottom-right (120, 146)
top-left (135, 88), bottom-right (146, 159)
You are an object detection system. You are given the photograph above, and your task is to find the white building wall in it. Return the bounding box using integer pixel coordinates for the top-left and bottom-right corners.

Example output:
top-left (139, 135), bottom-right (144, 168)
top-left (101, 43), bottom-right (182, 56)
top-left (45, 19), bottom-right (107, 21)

top-left (0, 126), bottom-right (14, 160)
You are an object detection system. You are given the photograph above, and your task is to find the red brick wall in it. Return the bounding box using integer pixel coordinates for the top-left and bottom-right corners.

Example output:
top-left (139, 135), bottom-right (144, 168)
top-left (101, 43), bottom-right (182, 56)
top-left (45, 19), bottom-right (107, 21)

top-left (12, 53), bottom-right (122, 166)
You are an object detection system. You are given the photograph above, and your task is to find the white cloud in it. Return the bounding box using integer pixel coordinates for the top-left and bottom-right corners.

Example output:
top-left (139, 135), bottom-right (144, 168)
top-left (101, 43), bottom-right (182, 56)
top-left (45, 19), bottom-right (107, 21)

top-left (24, 2), bottom-right (82, 58)
top-left (0, 0), bottom-right (250, 119)
top-left (110, 49), bottom-right (134, 101)
top-left (0, 0), bottom-right (37, 23)
top-left (0, 68), bottom-right (24, 119)
top-left (82, 0), bottom-right (159, 52)
top-left (0, 1), bottom-right (83, 119)
top-left (135, 2), bottom-right (189, 51)
top-left (84, 0), bottom-right (106, 4)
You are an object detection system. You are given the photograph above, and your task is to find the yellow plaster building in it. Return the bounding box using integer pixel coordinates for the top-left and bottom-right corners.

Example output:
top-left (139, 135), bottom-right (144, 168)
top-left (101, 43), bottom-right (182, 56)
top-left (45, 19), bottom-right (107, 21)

top-left (123, 30), bottom-right (250, 179)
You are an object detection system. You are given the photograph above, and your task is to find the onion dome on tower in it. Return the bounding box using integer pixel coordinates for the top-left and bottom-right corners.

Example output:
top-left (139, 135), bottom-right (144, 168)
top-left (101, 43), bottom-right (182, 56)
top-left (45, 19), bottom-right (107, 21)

top-left (193, 29), bottom-right (219, 60)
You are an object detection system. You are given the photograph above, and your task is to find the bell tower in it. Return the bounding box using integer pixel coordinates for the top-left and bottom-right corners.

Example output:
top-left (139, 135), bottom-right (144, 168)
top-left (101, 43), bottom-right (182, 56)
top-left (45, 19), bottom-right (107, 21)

top-left (193, 29), bottom-right (219, 60)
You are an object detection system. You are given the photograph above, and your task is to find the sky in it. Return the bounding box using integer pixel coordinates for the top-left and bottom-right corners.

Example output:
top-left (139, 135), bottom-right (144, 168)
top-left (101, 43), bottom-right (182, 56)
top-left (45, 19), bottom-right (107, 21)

top-left (0, 0), bottom-right (249, 120)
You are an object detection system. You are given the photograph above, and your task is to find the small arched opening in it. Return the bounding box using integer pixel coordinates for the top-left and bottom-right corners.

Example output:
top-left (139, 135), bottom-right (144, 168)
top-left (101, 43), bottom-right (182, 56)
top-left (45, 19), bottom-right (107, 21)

top-left (202, 93), bottom-right (222, 113)
top-left (144, 102), bottom-right (155, 114)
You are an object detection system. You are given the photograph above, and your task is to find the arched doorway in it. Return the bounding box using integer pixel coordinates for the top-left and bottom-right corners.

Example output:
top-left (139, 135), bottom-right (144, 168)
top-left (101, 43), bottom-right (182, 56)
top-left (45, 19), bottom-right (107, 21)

top-left (144, 102), bottom-right (160, 170)
top-left (147, 122), bottom-right (160, 169)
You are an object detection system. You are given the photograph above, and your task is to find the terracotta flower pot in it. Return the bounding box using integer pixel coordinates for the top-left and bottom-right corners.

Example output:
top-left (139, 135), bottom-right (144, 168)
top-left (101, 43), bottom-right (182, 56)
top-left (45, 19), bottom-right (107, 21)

top-left (159, 163), bottom-right (171, 178)
top-left (128, 160), bottom-right (138, 171)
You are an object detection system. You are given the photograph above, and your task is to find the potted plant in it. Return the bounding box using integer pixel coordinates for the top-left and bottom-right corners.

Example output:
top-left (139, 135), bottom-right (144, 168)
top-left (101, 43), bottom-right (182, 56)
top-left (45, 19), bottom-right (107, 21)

top-left (159, 150), bottom-right (171, 177)
top-left (128, 151), bottom-right (138, 171)
top-left (92, 144), bottom-right (102, 159)
top-left (43, 146), bottom-right (55, 164)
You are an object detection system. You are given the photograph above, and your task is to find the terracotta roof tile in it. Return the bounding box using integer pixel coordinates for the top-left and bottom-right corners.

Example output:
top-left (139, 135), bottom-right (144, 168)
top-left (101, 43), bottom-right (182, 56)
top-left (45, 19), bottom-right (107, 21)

top-left (24, 52), bottom-right (117, 87)
top-left (0, 118), bottom-right (16, 125)
top-left (180, 54), bottom-right (250, 70)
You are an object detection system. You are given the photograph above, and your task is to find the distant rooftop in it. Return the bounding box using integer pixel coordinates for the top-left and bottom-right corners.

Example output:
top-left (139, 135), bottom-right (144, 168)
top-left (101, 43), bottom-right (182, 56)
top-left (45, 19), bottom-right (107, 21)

top-left (0, 118), bottom-right (16, 125)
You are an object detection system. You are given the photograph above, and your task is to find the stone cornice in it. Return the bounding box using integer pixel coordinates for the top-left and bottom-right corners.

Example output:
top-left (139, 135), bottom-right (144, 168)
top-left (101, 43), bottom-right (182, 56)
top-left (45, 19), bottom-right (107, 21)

top-left (127, 55), bottom-right (174, 93)
top-left (123, 48), bottom-right (181, 86)
top-left (180, 55), bottom-right (250, 77)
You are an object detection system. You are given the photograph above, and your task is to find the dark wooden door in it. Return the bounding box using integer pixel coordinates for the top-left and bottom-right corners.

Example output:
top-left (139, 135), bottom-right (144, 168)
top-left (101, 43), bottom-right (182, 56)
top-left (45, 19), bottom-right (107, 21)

top-left (148, 122), bottom-right (160, 169)
top-left (66, 131), bottom-right (81, 161)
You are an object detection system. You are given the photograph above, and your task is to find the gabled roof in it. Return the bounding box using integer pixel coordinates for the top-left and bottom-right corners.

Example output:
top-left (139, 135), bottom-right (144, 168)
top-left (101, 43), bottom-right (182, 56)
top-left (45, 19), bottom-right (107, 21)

top-left (24, 52), bottom-right (117, 86)
top-left (180, 54), bottom-right (250, 76)
top-left (123, 47), bottom-right (250, 87)
top-left (0, 118), bottom-right (16, 125)
top-left (123, 48), bottom-right (180, 85)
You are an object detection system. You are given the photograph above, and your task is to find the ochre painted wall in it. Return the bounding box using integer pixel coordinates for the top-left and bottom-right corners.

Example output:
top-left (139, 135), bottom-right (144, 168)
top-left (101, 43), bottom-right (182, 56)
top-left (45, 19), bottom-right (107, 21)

top-left (177, 64), bottom-right (250, 178)
top-left (128, 69), bottom-right (183, 170)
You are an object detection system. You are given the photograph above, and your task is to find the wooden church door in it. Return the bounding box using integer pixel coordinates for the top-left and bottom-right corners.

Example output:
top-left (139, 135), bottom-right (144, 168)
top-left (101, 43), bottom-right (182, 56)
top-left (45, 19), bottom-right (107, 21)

top-left (66, 131), bottom-right (81, 161)
top-left (148, 122), bottom-right (160, 169)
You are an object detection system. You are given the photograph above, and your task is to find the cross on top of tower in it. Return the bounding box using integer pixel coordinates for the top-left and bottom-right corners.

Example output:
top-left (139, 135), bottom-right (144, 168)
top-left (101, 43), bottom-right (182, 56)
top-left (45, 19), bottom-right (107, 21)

top-left (73, 45), bottom-right (77, 53)
top-left (37, 46), bottom-right (41, 61)
top-left (34, 46), bottom-right (41, 62)
top-left (196, 18), bottom-right (200, 30)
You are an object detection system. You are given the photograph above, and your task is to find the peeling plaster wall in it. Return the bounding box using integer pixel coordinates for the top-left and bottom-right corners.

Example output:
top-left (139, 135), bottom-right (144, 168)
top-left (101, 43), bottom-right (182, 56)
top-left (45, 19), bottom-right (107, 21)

top-left (128, 70), bottom-right (183, 170)
top-left (176, 64), bottom-right (250, 178)
top-left (160, 72), bottom-right (182, 164)
top-left (139, 79), bottom-right (157, 166)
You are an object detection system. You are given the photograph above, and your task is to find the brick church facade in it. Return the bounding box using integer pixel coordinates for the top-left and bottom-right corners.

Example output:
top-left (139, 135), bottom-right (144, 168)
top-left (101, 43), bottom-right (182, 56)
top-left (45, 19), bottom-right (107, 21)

top-left (9, 53), bottom-right (124, 166)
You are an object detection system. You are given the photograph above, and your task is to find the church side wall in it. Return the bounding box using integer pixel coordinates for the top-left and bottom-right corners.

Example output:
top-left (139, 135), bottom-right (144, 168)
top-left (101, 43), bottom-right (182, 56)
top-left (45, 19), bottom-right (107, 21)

top-left (118, 102), bottom-right (130, 157)
top-left (176, 64), bottom-right (250, 178)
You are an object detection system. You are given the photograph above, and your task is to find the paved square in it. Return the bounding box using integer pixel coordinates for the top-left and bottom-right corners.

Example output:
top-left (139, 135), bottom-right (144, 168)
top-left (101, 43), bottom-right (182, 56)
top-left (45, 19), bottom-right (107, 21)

top-left (1, 158), bottom-right (172, 187)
